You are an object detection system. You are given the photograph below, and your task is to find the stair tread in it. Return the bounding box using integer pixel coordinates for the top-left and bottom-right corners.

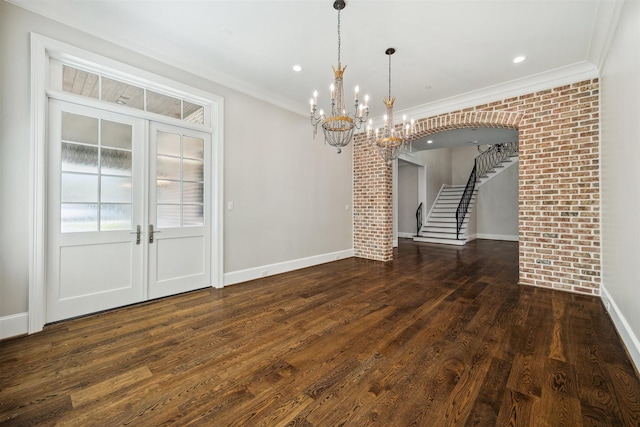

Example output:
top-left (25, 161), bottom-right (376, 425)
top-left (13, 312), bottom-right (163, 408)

top-left (413, 236), bottom-right (467, 245)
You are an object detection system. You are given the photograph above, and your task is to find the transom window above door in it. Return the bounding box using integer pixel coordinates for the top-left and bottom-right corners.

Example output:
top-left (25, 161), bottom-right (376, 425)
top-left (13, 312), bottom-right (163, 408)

top-left (59, 65), bottom-right (205, 125)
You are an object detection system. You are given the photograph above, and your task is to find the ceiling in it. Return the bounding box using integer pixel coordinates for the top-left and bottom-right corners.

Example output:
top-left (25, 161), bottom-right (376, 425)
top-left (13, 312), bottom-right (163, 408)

top-left (10, 0), bottom-right (622, 141)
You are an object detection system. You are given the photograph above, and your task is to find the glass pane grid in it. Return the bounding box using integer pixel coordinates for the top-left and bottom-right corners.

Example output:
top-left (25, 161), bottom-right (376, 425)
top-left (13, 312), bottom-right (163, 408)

top-left (62, 66), bottom-right (206, 126)
top-left (61, 113), bottom-right (134, 233)
top-left (156, 133), bottom-right (204, 228)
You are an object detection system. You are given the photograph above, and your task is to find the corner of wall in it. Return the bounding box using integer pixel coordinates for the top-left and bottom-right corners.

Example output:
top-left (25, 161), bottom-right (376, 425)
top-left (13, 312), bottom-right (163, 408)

top-left (601, 285), bottom-right (640, 373)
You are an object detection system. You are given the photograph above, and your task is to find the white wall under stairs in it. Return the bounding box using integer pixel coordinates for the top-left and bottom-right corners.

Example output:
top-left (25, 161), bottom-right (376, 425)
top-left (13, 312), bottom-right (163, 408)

top-left (414, 156), bottom-right (518, 245)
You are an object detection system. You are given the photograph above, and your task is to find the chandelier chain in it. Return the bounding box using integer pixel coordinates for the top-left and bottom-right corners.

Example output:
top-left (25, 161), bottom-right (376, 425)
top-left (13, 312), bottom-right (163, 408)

top-left (388, 51), bottom-right (392, 99)
top-left (337, 9), bottom-right (341, 65)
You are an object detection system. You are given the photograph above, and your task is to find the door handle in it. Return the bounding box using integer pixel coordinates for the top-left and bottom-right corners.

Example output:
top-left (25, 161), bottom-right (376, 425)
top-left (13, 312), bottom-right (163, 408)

top-left (149, 224), bottom-right (161, 244)
top-left (130, 225), bottom-right (141, 245)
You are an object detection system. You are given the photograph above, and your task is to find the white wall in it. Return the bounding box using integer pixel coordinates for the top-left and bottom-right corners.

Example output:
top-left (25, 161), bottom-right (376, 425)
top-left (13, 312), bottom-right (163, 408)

top-left (416, 148), bottom-right (452, 213)
top-left (451, 145), bottom-right (478, 185)
top-left (477, 162), bottom-right (519, 240)
top-left (397, 164), bottom-right (419, 235)
top-left (600, 0), bottom-right (640, 368)
top-left (0, 1), bottom-right (353, 323)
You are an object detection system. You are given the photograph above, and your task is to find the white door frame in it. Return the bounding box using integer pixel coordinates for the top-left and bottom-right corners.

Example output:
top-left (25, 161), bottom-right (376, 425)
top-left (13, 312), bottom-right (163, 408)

top-left (29, 33), bottom-right (224, 333)
top-left (393, 152), bottom-right (427, 246)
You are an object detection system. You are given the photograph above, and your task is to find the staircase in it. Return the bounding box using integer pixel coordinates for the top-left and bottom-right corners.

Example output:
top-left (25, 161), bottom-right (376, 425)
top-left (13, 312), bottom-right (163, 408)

top-left (413, 185), bottom-right (476, 245)
top-left (414, 141), bottom-right (518, 245)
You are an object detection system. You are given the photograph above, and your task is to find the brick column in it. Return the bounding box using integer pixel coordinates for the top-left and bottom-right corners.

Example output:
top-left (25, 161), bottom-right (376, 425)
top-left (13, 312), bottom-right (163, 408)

top-left (352, 133), bottom-right (393, 261)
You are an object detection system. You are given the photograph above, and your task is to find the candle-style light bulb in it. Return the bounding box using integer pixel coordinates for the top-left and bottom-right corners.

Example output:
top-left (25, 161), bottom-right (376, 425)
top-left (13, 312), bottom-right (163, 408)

top-left (364, 94), bottom-right (369, 108)
top-left (330, 84), bottom-right (335, 100)
top-left (313, 90), bottom-right (318, 104)
top-left (310, 98), bottom-right (314, 113)
top-left (354, 85), bottom-right (359, 101)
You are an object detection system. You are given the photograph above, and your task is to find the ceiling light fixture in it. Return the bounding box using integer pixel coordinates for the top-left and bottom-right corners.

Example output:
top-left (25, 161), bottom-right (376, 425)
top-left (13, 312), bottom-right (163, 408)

top-left (364, 48), bottom-right (414, 163)
top-left (513, 55), bottom-right (526, 64)
top-left (309, 0), bottom-right (368, 153)
top-left (293, 65), bottom-right (302, 72)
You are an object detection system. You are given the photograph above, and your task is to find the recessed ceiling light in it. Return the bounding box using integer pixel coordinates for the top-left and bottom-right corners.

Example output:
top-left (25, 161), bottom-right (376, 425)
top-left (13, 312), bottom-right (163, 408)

top-left (513, 55), bottom-right (526, 64)
top-left (292, 65), bottom-right (302, 72)
top-left (427, 139), bottom-right (433, 144)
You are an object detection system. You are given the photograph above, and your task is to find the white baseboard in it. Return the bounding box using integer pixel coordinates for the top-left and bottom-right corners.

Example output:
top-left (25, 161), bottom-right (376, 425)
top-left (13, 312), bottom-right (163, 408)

top-left (224, 248), bottom-right (354, 286)
top-left (476, 233), bottom-right (519, 242)
top-left (601, 286), bottom-right (640, 373)
top-left (397, 232), bottom-right (414, 239)
top-left (0, 312), bottom-right (29, 340)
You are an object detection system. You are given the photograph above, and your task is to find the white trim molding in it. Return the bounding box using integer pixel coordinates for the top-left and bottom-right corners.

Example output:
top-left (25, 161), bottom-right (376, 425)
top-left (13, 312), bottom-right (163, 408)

top-left (224, 249), bottom-right (354, 287)
top-left (0, 313), bottom-right (29, 340)
top-left (397, 232), bottom-right (415, 239)
top-left (476, 234), bottom-right (519, 242)
top-left (601, 285), bottom-right (640, 373)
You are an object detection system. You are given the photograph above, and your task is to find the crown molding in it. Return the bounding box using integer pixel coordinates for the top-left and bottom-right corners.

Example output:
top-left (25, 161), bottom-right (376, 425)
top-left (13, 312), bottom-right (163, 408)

top-left (383, 61), bottom-right (600, 127)
top-left (587, 0), bottom-right (626, 70)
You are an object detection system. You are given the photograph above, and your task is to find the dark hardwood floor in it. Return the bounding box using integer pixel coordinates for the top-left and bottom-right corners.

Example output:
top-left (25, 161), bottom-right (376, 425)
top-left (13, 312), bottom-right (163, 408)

top-left (2, 239), bottom-right (639, 426)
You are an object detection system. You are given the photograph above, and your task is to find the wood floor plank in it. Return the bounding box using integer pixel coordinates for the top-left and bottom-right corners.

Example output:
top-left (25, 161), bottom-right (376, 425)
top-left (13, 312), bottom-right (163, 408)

top-left (1, 239), bottom-right (639, 425)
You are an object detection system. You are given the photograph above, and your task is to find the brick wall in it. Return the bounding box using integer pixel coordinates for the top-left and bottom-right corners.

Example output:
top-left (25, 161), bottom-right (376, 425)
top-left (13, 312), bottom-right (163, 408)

top-left (353, 136), bottom-right (394, 261)
top-left (353, 78), bottom-right (601, 295)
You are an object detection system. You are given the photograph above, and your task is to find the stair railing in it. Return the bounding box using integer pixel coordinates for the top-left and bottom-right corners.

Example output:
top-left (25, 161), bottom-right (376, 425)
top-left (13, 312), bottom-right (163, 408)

top-left (415, 202), bottom-right (423, 236)
top-left (455, 140), bottom-right (519, 239)
top-left (456, 164), bottom-right (477, 239)
top-left (475, 140), bottom-right (519, 178)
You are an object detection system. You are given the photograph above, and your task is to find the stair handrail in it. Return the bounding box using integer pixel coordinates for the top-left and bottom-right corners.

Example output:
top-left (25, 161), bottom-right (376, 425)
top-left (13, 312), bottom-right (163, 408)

top-left (476, 140), bottom-right (519, 179)
top-left (415, 202), bottom-right (423, 236)
top-left (456, 163), bottom-right (477, 239)
top-left (455, 140), bottom-right (519, 239)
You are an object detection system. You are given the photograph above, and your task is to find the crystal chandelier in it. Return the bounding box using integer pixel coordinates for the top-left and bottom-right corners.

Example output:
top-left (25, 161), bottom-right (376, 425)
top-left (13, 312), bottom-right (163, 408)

top-left (365, 48), bottom-right (414, 163)
top-left (309, 0), bottom-right (368, 154)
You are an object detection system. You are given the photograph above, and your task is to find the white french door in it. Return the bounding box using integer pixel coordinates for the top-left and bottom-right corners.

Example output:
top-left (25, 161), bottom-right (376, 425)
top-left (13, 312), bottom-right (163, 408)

top-left (46, 100), bottom-right (211, 323)
top-left (148, 123), bottom-right (210, 299)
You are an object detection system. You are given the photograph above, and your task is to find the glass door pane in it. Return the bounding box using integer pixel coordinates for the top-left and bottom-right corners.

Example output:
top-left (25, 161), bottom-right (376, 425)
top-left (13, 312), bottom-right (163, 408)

top-left (155, 132), bottom-right (205, 228)
top-left (60, 111), bottom-right (133, 232)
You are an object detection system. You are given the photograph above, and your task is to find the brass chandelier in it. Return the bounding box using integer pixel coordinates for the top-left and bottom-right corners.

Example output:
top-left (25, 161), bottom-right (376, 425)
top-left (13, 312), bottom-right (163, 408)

top-left (365, 48), bottom-right (414, 163)
top-left (309, 0), bottom-right (369, 153)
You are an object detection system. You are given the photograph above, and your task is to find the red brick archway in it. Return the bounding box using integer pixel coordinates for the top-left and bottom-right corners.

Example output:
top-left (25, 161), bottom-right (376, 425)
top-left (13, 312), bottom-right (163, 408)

top-left (353, 79), bottom-right (601, 296)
